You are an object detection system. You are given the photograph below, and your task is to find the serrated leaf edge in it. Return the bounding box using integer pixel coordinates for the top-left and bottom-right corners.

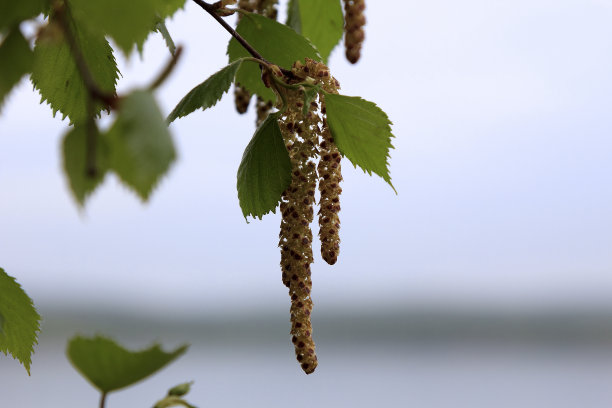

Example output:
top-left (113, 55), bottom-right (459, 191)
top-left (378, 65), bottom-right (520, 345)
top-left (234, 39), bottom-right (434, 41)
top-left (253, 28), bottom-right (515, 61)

top-left (323, 92), bottom-right (397, 193)
top-left (167, 58), bottom-right (249, 123)
top-left (0, 268), bottom-right (41, 375)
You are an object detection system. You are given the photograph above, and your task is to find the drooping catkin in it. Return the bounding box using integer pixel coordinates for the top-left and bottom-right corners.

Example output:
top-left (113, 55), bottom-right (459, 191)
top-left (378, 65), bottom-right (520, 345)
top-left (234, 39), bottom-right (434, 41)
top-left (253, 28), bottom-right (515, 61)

top-left (296, 58), bottom-right (343, 265)
top-left (343, 0), bottom-right (366, 64)
top-left (278, 64), bottom-right (322, 374)
top-left (317, 117), bottom-right (342, 265)
top-left (276, 59), bottom-right (345, 373)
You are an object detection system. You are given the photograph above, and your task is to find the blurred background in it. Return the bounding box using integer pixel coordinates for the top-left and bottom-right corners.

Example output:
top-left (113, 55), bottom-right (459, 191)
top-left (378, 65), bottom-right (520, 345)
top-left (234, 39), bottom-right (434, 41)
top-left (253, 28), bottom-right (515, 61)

top-left (2, 0), bottom-right (612, 406)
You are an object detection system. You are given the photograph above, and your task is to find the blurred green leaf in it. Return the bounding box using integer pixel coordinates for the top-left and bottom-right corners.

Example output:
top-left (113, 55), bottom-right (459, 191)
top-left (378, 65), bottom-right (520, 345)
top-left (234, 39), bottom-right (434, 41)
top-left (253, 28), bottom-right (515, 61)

top-left (157, 0), bottom-right (187, 19)
top-left (0, 0), bottom-right (47, 30)
top-left (167, 59), bottom-right (245, 123)
top-left (323, 93), bottom-right (395, 190)
top-left (62, 124), bottom-right (110, 206)
top-left (286, 0), bottom-right (301, 32)
top-left (106, 90), bottom-right (177, 201)
top-left (0, 28), bottom-right (34, 109)
top-left (0, 268), bottom-right (41, 375)
top-left (70, 0), bottom-right (185, 56)
top-left (228, 12), bottom-right (321, 102)
top-left (237, 112), bottom-right (292, 219)
top-left (67, 335), bottom-right (188, 393)
top-left (31, 15), bottom-right (119, 123)
top-left (286, 0), bottom-right (343, 63)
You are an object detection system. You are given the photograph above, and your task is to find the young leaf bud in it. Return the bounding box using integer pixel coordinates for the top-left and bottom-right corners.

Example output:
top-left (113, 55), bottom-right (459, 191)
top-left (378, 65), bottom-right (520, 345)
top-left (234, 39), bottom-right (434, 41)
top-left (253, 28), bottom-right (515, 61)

top-left (167, 382), bottom-right (193, 397)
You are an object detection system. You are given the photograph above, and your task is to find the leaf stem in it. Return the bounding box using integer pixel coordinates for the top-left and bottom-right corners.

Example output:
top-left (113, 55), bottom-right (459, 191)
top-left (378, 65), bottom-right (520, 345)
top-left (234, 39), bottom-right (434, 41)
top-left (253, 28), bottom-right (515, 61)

top-left (99, 392), bottom-right (107, 408)
top-left (191, 0), bottom-right (294, 78)
top-left (85, 98), bottom-right (98, 177)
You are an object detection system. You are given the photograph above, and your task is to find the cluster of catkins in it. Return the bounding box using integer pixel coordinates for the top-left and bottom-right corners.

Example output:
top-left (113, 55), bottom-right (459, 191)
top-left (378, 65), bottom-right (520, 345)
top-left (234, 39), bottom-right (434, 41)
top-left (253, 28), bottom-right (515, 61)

top-left (343, 0), bottom-right (366, 64)
top-left (277, 58), bottom-right (343, 374)
top-left (235, 0), bottom-right (278, 124)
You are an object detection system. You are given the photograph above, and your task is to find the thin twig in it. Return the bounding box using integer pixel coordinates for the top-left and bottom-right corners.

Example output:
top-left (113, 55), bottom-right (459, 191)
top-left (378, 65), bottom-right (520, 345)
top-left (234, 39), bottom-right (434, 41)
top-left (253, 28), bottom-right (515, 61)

top-left (191, 0), bottom-right (294, 78)
top-left (149, 46), bottom-right (184, 90)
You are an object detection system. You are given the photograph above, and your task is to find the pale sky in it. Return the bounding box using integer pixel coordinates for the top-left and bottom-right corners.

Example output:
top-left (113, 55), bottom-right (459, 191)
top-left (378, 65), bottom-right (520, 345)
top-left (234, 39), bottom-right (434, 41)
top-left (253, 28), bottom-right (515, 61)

top-left (1, 0), bottom-right (611, 317)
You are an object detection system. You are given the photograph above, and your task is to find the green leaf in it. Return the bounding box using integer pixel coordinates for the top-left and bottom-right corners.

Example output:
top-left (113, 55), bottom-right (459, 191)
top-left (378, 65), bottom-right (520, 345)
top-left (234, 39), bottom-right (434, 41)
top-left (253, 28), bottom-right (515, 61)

top-left (157, 0), bottom-right (187, 19)
top-left (286, 0), bottom-right (344, 63)
top-left (323, 93), bottom-right (395, 190)
top-left (155, 19), bottom-right (176, 56)
top-left (167, 59), bottom-right (245, 123)
top-left (0, 268), bottom-right (41, 375)
top-left (286, 0), bottom-right (301, 33)
top-left (228, 12), bottom-right (321, 102)
top-left (106, 90), bottom-right (176, 201)
top-left (31, 17), bottom-right (119, 124)
top-left (0, 28), bottom-right (34, 109)
top-left (0, 0), bottom-right (47, 30)
top-left (70, 0), bottom-right (186, 56)
top-left (62, 124), bottom-right (109, 206)
top-left (237, 112), bottom-right (292, 220)
top-left (67, 335), bottom-right (188, 393)
top-left (70, 0), bottom-right (180, 56)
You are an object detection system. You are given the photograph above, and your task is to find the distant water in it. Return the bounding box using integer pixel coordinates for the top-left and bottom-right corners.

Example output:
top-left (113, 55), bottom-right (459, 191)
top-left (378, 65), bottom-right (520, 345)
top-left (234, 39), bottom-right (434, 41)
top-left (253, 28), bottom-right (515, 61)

top-left (3, 308), bottom-right (612, 407)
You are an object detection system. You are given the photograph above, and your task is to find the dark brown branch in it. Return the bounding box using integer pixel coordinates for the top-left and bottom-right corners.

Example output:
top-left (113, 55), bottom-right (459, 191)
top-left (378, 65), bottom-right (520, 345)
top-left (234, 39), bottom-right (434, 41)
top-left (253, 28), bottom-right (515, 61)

top-left (191, 0), bottom-right (294, 78)
top-left (192, 0), bottom-right (264, 59)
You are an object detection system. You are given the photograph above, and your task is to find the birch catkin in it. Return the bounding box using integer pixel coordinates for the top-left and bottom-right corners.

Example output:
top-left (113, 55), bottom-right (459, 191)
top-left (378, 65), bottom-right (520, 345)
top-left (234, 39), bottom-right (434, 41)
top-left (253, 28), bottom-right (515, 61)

top-left (343, 0), bottom-right (366, 64)
top-left (276, 59), bottom-right (344, 373)
top-left (278, 74), bottom-right (320, 373)
top-left (317, 118), bottom-right (342, 265)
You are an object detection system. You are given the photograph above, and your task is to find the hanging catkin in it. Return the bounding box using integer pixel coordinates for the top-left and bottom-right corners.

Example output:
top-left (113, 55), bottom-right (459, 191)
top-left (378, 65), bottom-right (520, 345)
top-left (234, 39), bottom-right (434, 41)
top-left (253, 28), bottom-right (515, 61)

top-left (278, 62), bottom-right (323, 374)
top-left (308, 61), bottom-right (343, 266)
top-left (294, 58), bottom-right (343, 264)
top-left (317, 118), bottom-right (342, 265)
top-left (343, 0), bottom-right (366, 64)
top-left (276, 58), bottom-right (344, 373)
